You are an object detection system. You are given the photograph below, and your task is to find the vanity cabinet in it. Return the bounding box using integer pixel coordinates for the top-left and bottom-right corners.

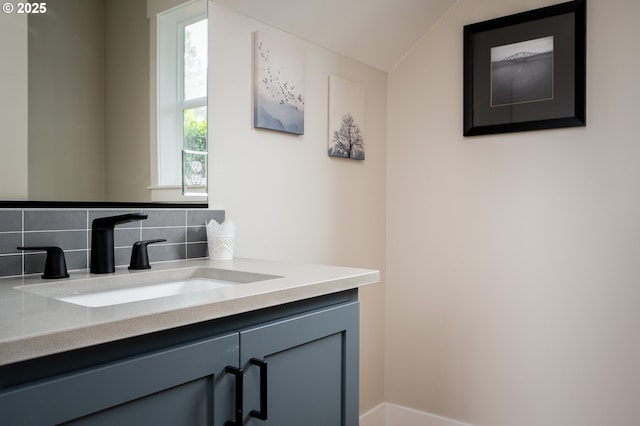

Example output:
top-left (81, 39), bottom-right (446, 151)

top-left (0, 292), bottom-right (359, 426)
top-left (240, 300), bottom-right (359, 426)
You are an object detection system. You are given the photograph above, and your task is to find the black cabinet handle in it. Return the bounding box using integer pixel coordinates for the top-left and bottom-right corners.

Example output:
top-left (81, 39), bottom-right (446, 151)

top-left (249, 358), bottom-right (268, 421)
top-left (225, 366), bottom-right (243, 426)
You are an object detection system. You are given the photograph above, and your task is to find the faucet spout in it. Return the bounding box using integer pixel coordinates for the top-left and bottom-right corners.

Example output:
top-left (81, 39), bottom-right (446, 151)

top-left (90, 213), bottom-right (148, 274)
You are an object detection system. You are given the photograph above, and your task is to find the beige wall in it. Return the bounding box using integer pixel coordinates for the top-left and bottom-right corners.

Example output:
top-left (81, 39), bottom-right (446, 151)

top-left (28, 0), bottom-right (106, 201)
top-left (387, 0), bottom-right (640, 425)
top-left (208, 3), bottom-right (387, 413)
top-left (0, 13), bottom-right (28, 200)
top-left (105, 0), bottom-right (151, 202)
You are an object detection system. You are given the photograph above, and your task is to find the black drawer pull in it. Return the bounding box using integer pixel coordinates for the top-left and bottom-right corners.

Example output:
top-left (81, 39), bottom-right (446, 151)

top-left (225, 366), bottom-right (243, 426)
top-left (249, 358), bottom-right (268, 421)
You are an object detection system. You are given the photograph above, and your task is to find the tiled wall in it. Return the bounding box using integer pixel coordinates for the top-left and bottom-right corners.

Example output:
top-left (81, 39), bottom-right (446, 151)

top-left (0, 208), bottom-right (224, 278)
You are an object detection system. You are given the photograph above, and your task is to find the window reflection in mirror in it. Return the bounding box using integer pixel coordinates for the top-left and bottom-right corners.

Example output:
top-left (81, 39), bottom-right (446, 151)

top-left (157, 0), bottom-right (208, 197)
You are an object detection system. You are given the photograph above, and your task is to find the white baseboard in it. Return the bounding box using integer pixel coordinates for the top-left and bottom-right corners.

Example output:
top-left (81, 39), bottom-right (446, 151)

top-left (360, 403), bottom-right (387, 426)
top-left (360, 403), bottom-right (476, 426)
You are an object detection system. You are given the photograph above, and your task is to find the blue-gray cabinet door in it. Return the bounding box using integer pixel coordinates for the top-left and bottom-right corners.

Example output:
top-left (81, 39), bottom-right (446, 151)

top-left (240, 301), bottom-right (360, 426)
top-left (0, 332), bottom-right (239, 426)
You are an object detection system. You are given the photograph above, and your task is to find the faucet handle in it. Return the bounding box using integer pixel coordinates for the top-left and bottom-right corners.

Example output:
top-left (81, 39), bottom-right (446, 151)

top-left (17, 246), bottom-right (70, 279)
top-left (129, 239), bottom-right (166, 270)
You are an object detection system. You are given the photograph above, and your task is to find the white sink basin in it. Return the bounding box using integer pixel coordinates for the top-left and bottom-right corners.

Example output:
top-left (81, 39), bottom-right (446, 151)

top-left (15, 267), bottom-right (282, 307)
top-left (56, 278), bottom-right (233, 307)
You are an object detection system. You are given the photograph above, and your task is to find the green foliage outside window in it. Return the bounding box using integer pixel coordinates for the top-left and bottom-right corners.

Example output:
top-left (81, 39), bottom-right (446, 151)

top-left (183, 107), bottom-right (207, 152)
top-left (182, 107), bottom-right (207, 189)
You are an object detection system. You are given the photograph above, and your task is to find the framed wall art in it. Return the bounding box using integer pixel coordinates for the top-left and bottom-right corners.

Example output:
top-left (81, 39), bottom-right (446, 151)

top-left (254, 31), bottom-right (305, 135)
top-left (328, 75), bottom-right (366, 160)
top-left (463, 0), bottom-right (586, 136)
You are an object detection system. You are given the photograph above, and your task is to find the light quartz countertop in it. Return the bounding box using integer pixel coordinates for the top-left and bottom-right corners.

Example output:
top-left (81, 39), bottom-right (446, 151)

top-left (0, 258), bottom-right (379, 366)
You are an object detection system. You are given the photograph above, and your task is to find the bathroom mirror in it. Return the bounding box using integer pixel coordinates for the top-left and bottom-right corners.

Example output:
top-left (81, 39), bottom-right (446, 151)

top-left (0, 0), bottom-right (208, 205)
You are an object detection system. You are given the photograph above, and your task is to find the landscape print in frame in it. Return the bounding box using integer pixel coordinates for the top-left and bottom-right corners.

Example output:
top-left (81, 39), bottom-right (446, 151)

top-left (463, 0), bottom-right (586, 136)
top-left (254, 31), bottom-right (305, 135)
top-left (328, 75), bottom-right (365, 160)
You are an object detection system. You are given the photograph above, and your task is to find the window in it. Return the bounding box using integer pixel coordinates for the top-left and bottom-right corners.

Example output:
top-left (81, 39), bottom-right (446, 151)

top-left (157, 1), bottom-right (207, 196)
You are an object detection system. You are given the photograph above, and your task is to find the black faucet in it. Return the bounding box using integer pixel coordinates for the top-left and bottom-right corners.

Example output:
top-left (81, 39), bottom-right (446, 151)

top-left (90, 213), bottom-right (148, 274)
top-left (17, 246), bottom-right (69, 279)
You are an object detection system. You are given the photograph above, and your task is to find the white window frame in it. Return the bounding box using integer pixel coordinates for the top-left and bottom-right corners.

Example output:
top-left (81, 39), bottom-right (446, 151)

top-left (155, 0), bottom-right (207, 197)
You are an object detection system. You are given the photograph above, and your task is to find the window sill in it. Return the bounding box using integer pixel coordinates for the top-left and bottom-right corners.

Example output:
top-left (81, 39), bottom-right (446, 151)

top-left (149, 185), bottom-right (207, 203)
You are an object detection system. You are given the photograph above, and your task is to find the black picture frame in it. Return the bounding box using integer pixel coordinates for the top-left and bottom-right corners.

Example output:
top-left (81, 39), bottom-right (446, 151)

top-left (463, 0), bottom-right (586, 136)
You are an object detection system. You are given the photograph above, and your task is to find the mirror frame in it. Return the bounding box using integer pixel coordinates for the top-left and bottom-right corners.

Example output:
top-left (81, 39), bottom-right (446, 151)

top-left (0, 201), bottom-right (208, 209)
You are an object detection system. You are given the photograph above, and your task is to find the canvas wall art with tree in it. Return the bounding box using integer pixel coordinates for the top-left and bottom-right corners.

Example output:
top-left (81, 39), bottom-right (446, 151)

top-left (328, 75), bottom-right (365, 160)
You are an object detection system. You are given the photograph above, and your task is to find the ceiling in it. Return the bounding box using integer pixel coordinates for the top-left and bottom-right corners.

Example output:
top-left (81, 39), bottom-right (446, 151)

top-left (214, 0), bottom-right (458, 72)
